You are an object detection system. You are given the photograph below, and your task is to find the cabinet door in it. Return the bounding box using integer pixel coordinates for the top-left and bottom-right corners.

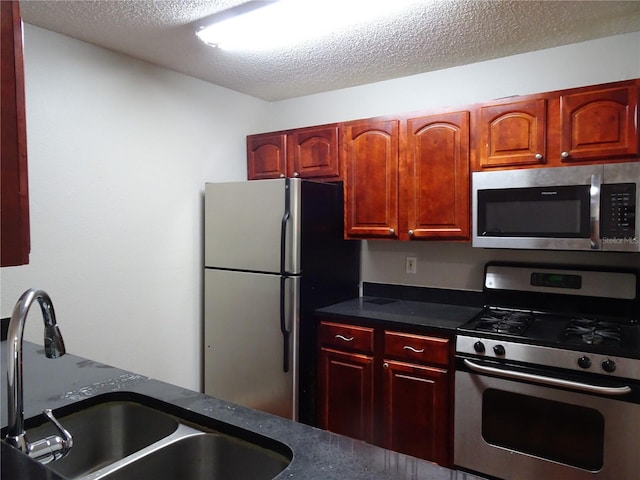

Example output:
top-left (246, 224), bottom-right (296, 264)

top-left (318, 347), bottom-right (374, 443)
top-left (405, 111), bottom-right (470, 239)
top-left (382, 360), bottom-right (450, 466)
top-left (247, 132), bottom-right (287, 180)
top-left (559, 83), bottom-right (639, 162)
top-left (1, 1), bottom-right (30, 266)
top-left (343, 119), bottom-right (399, 238)
top-left (479, 98), bottom-right (547, 169)
top-left (287, 125), bottom-right (340, 179)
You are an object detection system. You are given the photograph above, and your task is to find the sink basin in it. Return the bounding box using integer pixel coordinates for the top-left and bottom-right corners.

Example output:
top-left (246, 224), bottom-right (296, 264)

top-left (26, 399), bottom-right (180, 478)
top-left (21, 392), bottom-right (292, 480)
top-left (99, 433), bottom-right (291, 480)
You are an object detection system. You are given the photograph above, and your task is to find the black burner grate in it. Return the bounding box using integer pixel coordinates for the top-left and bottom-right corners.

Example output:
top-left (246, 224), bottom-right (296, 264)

top-left (564, 318), bottom-right (623, 346)
top-left (475, 310), bottom-right (535, 336)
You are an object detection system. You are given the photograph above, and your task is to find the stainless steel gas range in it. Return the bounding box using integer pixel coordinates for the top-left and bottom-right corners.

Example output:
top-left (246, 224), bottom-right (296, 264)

top-left (454, 262), bottom-right (640, 480)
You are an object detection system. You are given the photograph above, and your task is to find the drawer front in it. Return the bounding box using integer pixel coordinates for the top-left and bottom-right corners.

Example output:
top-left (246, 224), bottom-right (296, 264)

top-left (384, 331), bottom-right (450, 367)
top-left (319, 321), bottom-right (375, 353)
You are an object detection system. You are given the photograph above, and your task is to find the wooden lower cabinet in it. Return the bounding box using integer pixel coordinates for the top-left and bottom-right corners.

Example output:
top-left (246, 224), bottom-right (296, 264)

top-left (318, 347), bottom-right (374, 443)
top-left (382, 360), bottom-right (450, 465)
top-left (317, 319), bottom-right (453, 467)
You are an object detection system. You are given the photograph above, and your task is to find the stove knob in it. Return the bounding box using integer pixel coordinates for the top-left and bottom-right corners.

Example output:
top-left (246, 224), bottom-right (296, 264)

top-left (577, 356), bottom-right (591, 369)
top-left (602, 359), bottom-right (617, 373)
top-left (493, 344), bottom-right (506, 356)
top-left (473, 341), bottom-right (486, 353)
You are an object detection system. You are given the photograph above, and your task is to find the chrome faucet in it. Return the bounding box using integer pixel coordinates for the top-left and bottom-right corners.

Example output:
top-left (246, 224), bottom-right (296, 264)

top-left (5, 289), bottom-right (73, 463)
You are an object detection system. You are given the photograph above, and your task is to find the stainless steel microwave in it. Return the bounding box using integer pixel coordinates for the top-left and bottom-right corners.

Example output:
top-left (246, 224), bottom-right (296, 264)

top-left (472, 162), bottom-right (639, 252)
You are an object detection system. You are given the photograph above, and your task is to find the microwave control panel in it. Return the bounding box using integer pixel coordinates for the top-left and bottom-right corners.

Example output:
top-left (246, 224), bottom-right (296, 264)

top-left (601, 183), bottom-right (636, 239)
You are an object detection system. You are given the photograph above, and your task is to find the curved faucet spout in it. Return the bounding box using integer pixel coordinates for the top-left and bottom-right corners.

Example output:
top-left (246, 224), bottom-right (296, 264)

top-left (5, 289), bottom-right (72, 461)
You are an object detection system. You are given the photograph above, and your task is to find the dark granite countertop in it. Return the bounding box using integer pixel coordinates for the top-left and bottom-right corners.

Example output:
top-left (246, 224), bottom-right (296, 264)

top-left (315, 296), bottom-right (483, 334)
top-left (1, 341), bottom-right (485, 480)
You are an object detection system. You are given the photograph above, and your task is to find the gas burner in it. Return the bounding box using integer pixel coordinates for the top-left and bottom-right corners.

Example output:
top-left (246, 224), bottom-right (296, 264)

top-left (475, 309), bottom-right (535, 336)
top-left (564, 318), bottom-right (623, 346)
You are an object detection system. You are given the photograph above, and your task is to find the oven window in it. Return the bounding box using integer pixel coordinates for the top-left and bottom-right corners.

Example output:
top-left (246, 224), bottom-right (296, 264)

top-left (481, 389), bottom-right (604, 471)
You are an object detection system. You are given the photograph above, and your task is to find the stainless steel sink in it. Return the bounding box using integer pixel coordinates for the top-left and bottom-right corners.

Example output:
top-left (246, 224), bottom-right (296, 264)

top-left (23, 392), bottom-right (292, 480)
top-left (98, 433), bottom-right (291, 480)
top-left (27, 400), bottom-right (180, 478)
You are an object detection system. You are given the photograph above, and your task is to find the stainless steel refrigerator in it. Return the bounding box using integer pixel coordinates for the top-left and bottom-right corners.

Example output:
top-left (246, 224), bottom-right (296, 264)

top-left (203, 178), bottom-right (360, 423)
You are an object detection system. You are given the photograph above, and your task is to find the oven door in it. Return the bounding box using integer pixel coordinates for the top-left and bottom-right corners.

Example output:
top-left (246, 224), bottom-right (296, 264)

top-left (454, 359), bottom-right (640, 480)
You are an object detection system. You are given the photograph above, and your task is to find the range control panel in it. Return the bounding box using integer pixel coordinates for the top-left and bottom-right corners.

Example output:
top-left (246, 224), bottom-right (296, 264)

top-left (601, 183), bottom-right (636, 239)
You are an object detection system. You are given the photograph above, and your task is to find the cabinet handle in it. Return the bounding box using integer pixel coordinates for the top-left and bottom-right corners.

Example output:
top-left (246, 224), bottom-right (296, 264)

top-left (383, 362), bottom-right (389, 369)
top-left (293, 172), bottom-right (300, 177)
top-left (408, 230), bottom-right (414, 236)
top-left (389, 228), bottom-right (395, 235)
top-left (335, 334), bottom-right (354, 342)
top-left (561, 151), bottom-right (570, 159)
top-left (534, 153), bottom-right (543, 160)
top-left (403, 345), bottom-right (425, 353)
top-left (279, 173), bottom-right (286, 178)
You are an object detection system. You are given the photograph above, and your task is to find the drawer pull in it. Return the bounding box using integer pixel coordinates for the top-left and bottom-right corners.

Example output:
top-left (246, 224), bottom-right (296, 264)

top-left (335, 334), bottom-right (354, 342)
top-left (403, 345), bottom-right (425, 353)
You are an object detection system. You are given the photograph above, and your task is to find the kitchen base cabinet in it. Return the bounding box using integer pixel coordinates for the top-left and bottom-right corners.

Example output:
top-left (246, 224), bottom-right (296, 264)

top-left (318, 348), bottom-right (374, 443)
top-left (317, 319), bottom-right (454, 467)
top-left (382, 360), bottom-right (450, 465)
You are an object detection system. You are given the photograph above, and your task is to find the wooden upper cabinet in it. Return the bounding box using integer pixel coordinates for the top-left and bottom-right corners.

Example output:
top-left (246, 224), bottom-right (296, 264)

top-left (247, 124), bottom-right (341, 180)
top-left (246, 132), bottom-right (287, 179)
top-left (343, 118), bottom-right (400, 239)
top-left (405, 111), bottom-right (470, 240)
top-left (474, 80), bottom-right (640, 171)
top-left (559, 83), bottom-right (639, 162)
top-left (287, 125), bottom-right (340, 179)
top-left (478, 97), bottom-right (547, 169)
top-left (1, 1), bottom-right (30, 267)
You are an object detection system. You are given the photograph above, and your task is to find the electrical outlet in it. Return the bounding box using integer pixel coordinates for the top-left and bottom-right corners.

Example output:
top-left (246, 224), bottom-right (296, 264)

top-left (406, 256), bottom-right (417, 274)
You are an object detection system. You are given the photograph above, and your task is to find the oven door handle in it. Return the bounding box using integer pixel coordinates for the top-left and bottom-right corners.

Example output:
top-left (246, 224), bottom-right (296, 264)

top-left (463, 359), bottom-right (632, 396)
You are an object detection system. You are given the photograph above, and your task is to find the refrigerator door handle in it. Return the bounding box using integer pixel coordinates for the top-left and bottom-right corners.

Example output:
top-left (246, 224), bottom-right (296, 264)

top-left (279, 276), bottom-right (290, 373)
top-left (280, 178), bottom-right (291, 275)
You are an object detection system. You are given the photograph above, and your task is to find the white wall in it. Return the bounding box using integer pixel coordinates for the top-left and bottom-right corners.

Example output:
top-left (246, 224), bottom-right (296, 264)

top-left (0, 25), bottom-right (270, 391)
top-left (267, 31), bottom-right (640, 291)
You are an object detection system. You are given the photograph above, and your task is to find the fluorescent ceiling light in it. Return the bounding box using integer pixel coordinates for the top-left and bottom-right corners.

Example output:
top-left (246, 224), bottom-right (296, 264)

top-left (196, 0), bottom-right (422, 51)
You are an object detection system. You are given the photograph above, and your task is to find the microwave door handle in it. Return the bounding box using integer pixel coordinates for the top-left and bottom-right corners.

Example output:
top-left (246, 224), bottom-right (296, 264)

top-left (590, 173), bottom-right (601, 250)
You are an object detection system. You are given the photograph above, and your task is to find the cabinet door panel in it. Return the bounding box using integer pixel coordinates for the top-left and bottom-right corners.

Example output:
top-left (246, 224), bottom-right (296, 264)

top-left (406, 111), bottom-right (470, 239)
top-left (1, 1), bottom-right (30, 266)
top-left (560, 85), bottom-right (639, 161)
top-left (479, 98), bottom-right (547, 168)
top-left (318, 348), bottom-right (374, 443)
top-left (247, 133), bottom-right (287, 179)
top-left (343, 119), bottom-right (399, 238)
top-left (288, 125), bottom-right (340, 179)
top-left (382, 360), bottom-right (450, 466)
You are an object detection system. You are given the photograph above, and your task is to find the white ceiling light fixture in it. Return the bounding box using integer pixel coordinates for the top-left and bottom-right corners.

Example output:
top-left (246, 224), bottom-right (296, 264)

top-left (196, 0), bottom-right (423, 51)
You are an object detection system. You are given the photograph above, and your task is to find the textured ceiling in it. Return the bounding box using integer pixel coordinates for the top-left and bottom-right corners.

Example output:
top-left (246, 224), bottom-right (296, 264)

top-left (20, 0), bottom-right (640, 101)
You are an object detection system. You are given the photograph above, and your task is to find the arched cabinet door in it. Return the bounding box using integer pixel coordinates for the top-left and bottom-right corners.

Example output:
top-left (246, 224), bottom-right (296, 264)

top-left (287, 125), bottom-right (340, 179)
top-left (247, 132), bottom-right (287, 180)
top-left (478, 97), bottom-right (547, 169)
top-left (559, 84), bottom-right (639, 162)
top-left (343, 118), bottom-right (400, 239)
top-left (405, 111), bottom-right (470, 240)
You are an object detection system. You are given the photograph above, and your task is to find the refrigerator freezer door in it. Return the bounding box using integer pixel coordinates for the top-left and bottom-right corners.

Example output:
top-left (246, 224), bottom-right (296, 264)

top-left (204, 268), bottom-right (299, 420)
top-left (204, 179), bottom-right (301, 274)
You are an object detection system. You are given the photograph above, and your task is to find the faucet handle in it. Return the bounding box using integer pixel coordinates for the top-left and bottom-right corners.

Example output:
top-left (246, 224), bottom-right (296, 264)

top-left (29, 409), bottom-right (73, 464)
